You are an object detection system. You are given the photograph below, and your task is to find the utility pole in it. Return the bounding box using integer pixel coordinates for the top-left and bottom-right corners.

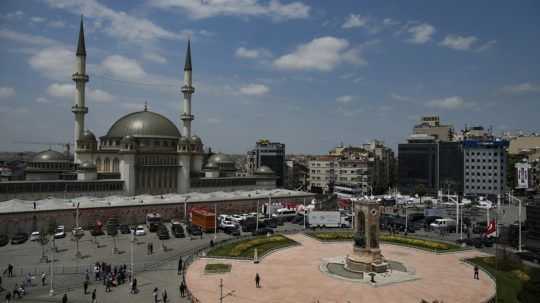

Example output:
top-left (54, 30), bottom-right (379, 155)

top-left (214, 203), bottom-right (218, 240)
top-left (303, 198), bottom-right (306, 229)
top-left (75, 202), bottom-right (81, 258)
top-left (130, 229), bottom-right (135, 279)
top-left (256, 200), bottom-right (259, 233)
top-left (49, 239), bottom-right (54, 296)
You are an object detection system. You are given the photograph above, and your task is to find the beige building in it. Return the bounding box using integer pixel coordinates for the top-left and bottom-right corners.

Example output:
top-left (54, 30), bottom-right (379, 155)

top-left (413, 116), bottom-right (454, 142)
top-left (308, 156), bottom-right (338, 192)
top-left (508, 135), bottom-right (540, 155)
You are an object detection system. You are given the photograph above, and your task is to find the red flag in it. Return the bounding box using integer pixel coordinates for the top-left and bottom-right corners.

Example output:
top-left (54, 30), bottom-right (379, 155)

top-left (485, 219), bottom-right (496, 238)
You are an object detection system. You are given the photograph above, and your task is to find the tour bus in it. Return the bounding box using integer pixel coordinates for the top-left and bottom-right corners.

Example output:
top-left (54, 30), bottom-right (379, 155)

top-left (271, 208), bottom-right (297, 221)
top-left (146, 213), bottom-right (162, 232)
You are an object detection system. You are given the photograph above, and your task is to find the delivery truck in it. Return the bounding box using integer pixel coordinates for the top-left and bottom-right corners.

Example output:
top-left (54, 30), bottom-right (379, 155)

top-left (190, 208), bottom-right (216, 232)
top-left (308, 211), bottom-right (351, 228)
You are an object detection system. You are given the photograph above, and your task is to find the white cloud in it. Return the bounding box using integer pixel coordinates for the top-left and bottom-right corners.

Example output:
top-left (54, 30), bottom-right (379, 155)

top-left (336, 95), bottom-right (353, 104)
top-left (35, 97), bottom-right (52, 104)
top-left (390, 93), bottom-right (412, 102)
top-left (476, 40), bottom-right (496, 52)
top-left (239, 84), bottom-right (270, 96)
top-left (0, 29), bottom-right (59, 46)
top-left (406, 23), bottom-right (436, 44)
top-left (383, 18), bottom-right (399, 26)
top-left (29, 47), bottom-right (73, 80)
top-left (30, 16), bottom-right (46, 23)
top-left (501, 82), bottom-right (540, 95)
top-left (47, 83), bottom-right (114, 103)
top-left (45, 0), bottom-right (181, 43)
top-left (235, 47), bottom-right (271, 59)
top-left (0, 87), bottom-right (16, 99)
top-left (151, 0), bottom-right (310, 20)
top-left (439, 35), bottom-right (478, 51)
top-left (143, 52), bottom-right (167, 64)
top-left (342, 14), bottom-right (368, 29)
top-left (427, 96), bottom-right (470, 110)
top-left (101, 55), bottom-right (146, 80)
top-left (273, 36), bottom-right (364, 71)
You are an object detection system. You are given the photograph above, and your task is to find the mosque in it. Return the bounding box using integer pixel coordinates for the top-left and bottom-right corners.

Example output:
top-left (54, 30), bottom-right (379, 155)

top-left (0, 18), bottom-right (277, 201)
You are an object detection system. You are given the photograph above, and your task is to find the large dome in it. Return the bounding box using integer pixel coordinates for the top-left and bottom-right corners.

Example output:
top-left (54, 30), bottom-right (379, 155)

top-left (105, 110), bottom-right (181, 139)
top-left (32, 149), bottom-right (69, 162)
top-left (208, 153), bottom-right (233, 164)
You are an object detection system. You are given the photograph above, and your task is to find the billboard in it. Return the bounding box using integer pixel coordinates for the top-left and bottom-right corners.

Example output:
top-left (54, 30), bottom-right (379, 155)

top-left (515, 162), bottom-right (531, 189)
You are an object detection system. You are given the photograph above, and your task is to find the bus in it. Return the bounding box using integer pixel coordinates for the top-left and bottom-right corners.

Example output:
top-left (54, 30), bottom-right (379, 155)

top-left (334, 185), bottom-right (363, 199)
top-left (146, 213), bottom-right (162, 232)
top-left (271, 208), bottom-right (297, 221)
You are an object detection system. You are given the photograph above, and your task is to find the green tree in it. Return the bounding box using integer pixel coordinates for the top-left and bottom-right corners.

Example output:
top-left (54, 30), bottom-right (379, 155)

top-left (415, 184), bottom-right (427, 203)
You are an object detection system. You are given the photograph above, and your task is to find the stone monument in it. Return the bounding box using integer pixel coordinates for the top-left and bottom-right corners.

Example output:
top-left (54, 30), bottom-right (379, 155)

top-left (345, 199), bottom-right (388, 275)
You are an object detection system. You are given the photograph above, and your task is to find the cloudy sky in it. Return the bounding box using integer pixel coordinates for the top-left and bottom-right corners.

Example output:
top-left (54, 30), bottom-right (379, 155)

top-left (0, 0), bottom-right (539, 154)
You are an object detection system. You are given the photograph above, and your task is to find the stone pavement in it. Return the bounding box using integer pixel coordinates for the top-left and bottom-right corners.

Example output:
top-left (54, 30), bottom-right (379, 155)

top-left (187, 233), bottom-right (496, 303)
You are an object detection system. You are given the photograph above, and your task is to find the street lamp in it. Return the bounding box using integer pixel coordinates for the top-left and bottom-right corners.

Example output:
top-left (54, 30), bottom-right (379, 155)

top-left (130, 228), bottom-right (135, 280)
top-left (75, 202), bottom-right (81, 258)
top-left (49, 238), bottom-right (55, 296)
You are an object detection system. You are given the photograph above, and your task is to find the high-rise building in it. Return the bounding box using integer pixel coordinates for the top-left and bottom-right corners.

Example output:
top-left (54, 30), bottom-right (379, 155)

top-left (308, 156), bottom-right (337, 193)
top-left (463, 139), bottom-right (508, 197)
top-left (526, 198), bottom-right (540, 253)
top-left (248, 139), bottom-right (286, 187)
top-left (398, 134), bottom-right (439, 194)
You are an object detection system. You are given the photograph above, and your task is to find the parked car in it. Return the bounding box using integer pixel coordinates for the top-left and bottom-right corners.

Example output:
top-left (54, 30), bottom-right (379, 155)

top-left (264, 218), bottom-right (278, 229)
top-left (72, 227), bottom-right (84, 238)
top-left (251, 227), bottom-right (274, 236)
top-left (219, 220), bottom-right (237, 230)
top-left (0, 234), bottom-right (9, 246)
top-left (90, 226), bottom-right (105, 237)
top-left (11, 233), bottom-right (28, 245)
top-left (223, 225), bottom-right (241, 236)
top-left (119, 224), bottom-right (131, 234)
top-left (172, 223), bottom-right (185, 238)
top-left (187, 224), bottom-right (202, 237)
top-left (54, 225), bottom-right (66, 239)
top-left (157, 225), bottom-right (170, 240)
top-left (135, 225), bottom-right (146, 236)
top-left (30, 231), bottom-right (41, 241)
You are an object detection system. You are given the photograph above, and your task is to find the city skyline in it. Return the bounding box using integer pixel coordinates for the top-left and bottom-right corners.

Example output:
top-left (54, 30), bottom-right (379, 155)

top-left (1, 0), bottom-right (539, 154)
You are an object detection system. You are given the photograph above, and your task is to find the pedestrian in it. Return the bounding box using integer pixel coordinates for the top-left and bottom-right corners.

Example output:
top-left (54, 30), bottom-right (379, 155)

top-left (94, 264), bottom-right (100, 281)
top-left (7, 264), bottom-right (13, 278)
top-left (152, 287), bottom-right (159, 303)
top-left (0, 275), bottom-right (2, 291)
top-left (162, 289), bottom-right (168, 303)
top-left (177, 258), bottom-right (183, 275)
top-left (474, 265), bottom-right (479, 280)
top-left (179, 281), bottom-right (186, 297)
top-left (131, 278), bottom-right (137, 294)
top-left (210, 239), bottom-right (214, 247)
top-left (84, 280), bottom-right (89, 294)
top-left (85, 269), bottom-right (90, 282)
top-left (255, 273), bottom-right (261, 288)
top-left (5, 292), bottom-right (11, 303)
top-left (91, 289), bottom-right (96, 303)
top-left (150, 243), bottom-right (153, 255)
top-left (41, 272), bottom-right (46, 286)
top-left (105, 277), bottom-right (111, 292)
top-left (62, 293), bottom-right (68, 303)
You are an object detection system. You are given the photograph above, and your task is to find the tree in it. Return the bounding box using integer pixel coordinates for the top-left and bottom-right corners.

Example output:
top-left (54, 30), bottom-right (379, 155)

top-left (415, 184), bottom-right (427, 203)
top-left (106, 217), bottom-right (119, 254)
top-left (39, 226), bottom-right (50, 262)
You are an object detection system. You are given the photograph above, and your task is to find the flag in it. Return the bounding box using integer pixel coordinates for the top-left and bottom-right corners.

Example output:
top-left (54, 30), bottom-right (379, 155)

top-left (485, 219), bottom-right (497, 238)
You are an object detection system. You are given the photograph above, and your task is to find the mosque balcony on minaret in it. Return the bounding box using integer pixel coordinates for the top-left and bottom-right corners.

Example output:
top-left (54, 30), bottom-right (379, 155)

top-left (72, 105), bottom-right (88, 114)
top-left (181, 113), bottom-right (194, 121)
top-left (181, 85), bottom-right (195, 94)
top-left (72, 72), bottom-right (89, 82)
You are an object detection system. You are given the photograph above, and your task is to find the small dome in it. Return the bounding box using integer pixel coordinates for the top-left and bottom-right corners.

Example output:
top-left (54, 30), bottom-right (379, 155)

top-left (208, 153), bottom-right (233, 164)
top-left (191, 135), bottom-right (202, 144)
top-left (79, 160), bottom-right (96, 170)
top-left (32, 149), bottom-right (69, 162)
top-left (105, 110), bottom-right (181, 139)
top-left (204, 161), bottom-right (219, 170)
top-left (255, 165), bottom-right (274, 175)
top-left (80, 130), bottom-right (96, 141)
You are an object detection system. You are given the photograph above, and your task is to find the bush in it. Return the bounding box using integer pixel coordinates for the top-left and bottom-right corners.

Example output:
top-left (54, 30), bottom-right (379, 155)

top-left (204, 263), bottom-right (231, 273)
top-left (207, 235), bottom-right (296, 258)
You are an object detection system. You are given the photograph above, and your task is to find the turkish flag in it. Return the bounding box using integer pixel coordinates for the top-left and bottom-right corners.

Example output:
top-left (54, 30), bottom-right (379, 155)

top-left (485, 220), bottom-right (497, 238)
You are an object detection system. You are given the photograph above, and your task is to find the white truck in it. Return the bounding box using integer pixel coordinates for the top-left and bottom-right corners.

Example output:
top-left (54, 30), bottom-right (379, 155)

top-left (308, 211), bottom-right (351, 228)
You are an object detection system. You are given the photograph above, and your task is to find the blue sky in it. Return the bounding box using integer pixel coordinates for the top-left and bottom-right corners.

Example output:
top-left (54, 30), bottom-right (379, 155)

top-left (0, 0), bottom-right (539, 154)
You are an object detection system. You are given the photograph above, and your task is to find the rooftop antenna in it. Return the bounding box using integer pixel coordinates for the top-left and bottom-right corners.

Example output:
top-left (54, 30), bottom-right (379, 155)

top-left (144, 101), bottom-right (148, 111)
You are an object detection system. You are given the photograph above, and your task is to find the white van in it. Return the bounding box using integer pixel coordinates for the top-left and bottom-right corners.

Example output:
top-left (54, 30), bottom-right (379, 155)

top-left (430, 218), bottom-right (456, 230)
top-left (271, 208), bottom-right (297, 221)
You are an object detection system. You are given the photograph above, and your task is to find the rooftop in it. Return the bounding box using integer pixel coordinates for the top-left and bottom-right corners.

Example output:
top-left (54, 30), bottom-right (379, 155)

top-left (0, 189), bottom-right (314, 214)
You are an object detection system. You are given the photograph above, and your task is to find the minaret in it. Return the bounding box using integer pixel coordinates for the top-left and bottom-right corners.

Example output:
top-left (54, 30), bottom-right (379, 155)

top-left (181, 40), bottom-right (195, 138)
top-left (72, 16), bottom-right (89, 163)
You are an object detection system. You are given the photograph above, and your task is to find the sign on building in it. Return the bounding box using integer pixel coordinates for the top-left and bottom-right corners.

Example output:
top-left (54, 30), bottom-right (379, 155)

top-left (515, 162), bottom-right (531, 189)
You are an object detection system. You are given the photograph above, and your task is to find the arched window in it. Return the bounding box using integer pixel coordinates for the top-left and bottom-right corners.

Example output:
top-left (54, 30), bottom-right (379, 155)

top-left (104, 158), bottom-right (111, 172)
top-left (113, 158), bottom-right (120, 172)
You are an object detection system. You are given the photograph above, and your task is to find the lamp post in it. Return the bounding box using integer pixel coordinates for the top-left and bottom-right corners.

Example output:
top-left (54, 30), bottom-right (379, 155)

top-left (214, 203), bottom-right (217, 240)
top-left (507, 193), bottom-right (523, 252)
top-left (75, 202), bottom-right (81, 258)
top-left (49, 238), bottom-right (55, 296)
top-left (130, 229), bottom-right (135, 279)
top-left (255, 200), bottom-right (259, 233)
top-left (303, 198), bottom-right (306, 229)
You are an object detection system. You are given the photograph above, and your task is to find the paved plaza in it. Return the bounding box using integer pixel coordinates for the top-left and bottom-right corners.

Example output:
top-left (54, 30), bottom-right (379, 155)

top-left (187, 234), bottom-right (496, 303)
